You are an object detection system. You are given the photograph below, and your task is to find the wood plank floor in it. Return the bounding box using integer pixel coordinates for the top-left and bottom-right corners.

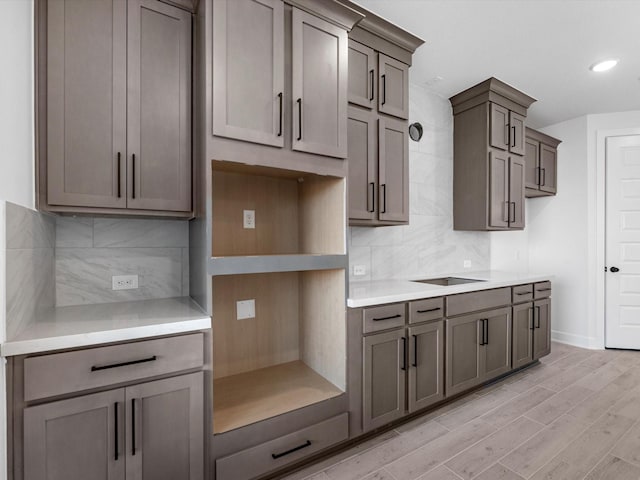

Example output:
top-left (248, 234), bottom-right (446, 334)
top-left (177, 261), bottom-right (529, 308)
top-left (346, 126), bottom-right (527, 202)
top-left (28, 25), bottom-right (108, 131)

top-left (281, 342), bottom-right (640, 480)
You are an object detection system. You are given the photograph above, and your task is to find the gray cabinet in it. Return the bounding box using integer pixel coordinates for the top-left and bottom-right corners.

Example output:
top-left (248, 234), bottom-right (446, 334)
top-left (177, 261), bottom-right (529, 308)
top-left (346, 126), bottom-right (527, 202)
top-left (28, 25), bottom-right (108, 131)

top-left (378, 54), bottom-right (409, 120)
top-left (483, 308), bottom-right (512, 379)
top-left (363, 329), bottom-right (406, 431)
top-left (40, 0), bottom-right (192, 216)
top-left (512, 302), bottom-right (534, 370)
top-left (212, 0), bottom-right (284, 147)
top-left (525, 127), bottom-right (561, 197)
top-left (348, 39), bottom-right (376, 110)
top-left (512, 283), bottom-right (551, 368)
top-left (533, 297), bottom-right (552, 360)
top-left (379, 116), bottom-right (409, 223)
top-left (408, 321), bottom-right (445, 412)
top-left (347, 108), bottom-right (377, 221)
top-left (450, 78), bottom-right (536, 231)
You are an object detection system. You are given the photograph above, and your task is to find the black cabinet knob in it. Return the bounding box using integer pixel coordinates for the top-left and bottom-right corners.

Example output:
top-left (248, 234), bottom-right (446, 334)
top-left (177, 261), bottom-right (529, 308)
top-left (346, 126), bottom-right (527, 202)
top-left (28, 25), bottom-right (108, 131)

top-left (610, 266), bottom-right (620, 273)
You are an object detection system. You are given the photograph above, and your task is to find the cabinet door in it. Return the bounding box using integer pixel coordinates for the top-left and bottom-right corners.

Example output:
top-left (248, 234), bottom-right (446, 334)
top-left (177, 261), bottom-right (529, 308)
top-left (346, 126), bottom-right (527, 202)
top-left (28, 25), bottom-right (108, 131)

top-left (540, 144), bottom-right (558, 194)
top-left (489, 150), bottom-right (509, 229)
top-left (127, 0), bottom-right (192, 212)
top-left (212, 0), bottom-right (284, 147)
top-left (489, 103), bottom-right (509, 151)
top-left (24, 389), bottom-right (125, 480)
top-left (408, 321), bottom-right (444, 413)
top-left (509, 111), bottom-right (526, 156)
top-left (482, 307), bottom-right (512, 380)
top-left (524, 138), bottom-right (540, 190)
top-left (509, 156), bottom-right (525, 229)
top-left (292, 8), bottom-right (348, 158)
top-left (446, 314), bottom-right (483, 397)
top-left (379, 116), bottom-right (409, 223)
top-left (378, 54), bottom-right (409, 119)
top-left (363, 329), bottom-right (406, 431)
top-left (348, 108), bottom-right (377, 222)
top-left (533, 298), bottom-right (552, 360)
top-left (46, 0), bottom-right (127, 208)
top-left (512, 303), bottom-right (534, 369)
top-left (348, 40), bottom-right (376, 109)
top-left (126, 372), bottom-right (204, 480)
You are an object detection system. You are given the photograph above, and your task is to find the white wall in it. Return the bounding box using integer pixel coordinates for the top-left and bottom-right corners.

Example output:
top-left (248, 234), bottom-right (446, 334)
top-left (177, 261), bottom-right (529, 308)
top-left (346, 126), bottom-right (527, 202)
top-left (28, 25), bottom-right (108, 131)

top-left (0, 1), bottom-right (34, 478)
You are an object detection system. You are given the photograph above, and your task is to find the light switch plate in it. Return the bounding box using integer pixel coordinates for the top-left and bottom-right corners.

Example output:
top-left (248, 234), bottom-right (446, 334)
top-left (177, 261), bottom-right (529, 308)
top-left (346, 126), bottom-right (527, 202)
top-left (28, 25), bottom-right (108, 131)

top-left (463, 260), bottom-right (472, 268)
top-left (236, 299), bottom-right (256, 320)
top-left (112, 275), bottom-right (139, 290)
top-left (243, 210), bottom-right (255, 229)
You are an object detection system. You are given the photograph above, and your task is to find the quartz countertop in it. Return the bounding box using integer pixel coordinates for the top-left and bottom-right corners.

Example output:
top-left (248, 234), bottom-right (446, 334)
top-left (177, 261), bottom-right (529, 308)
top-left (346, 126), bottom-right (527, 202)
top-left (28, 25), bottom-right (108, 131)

top-left (348, 271), bottom-right (553, 308)
top-left (1, 297), bottom-right (211, 356)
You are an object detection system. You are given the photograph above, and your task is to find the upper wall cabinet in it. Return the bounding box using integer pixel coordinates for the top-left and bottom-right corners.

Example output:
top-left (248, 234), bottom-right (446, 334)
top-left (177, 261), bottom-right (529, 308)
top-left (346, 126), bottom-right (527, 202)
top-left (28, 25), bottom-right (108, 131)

top-left (449, 78), bottom-right (536, 231)
top-left (525, 127), bottom-right (561, 197)
top-left (378, 54), bottom-right (409, 120)
top-left (38, 0), bottom-right (192, 217)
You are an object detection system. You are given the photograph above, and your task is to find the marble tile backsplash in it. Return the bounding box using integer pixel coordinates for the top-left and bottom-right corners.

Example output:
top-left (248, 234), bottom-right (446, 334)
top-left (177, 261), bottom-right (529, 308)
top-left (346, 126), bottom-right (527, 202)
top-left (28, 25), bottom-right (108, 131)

top-left (348, 84), bottom-right (491, 281)
top-left (56, 218), bottom-right (189, 306)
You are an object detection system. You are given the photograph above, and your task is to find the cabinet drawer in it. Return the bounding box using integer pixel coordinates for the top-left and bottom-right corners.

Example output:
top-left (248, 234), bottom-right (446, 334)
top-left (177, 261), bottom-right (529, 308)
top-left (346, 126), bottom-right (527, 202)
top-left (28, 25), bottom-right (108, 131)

top-left (409, 297), bottom-right (444, 324)
top-left (24, 333), bottom-right (204, 401)
top-left (534, 281), bottom-right (552, 299)
top-left (446, 288), bottom-right (511, 317)
top-left (512, 284), bottom-right (533, 303)
top-left (216, 413), bottom-right (349, 480)
top-left (363, 303), bottom-right (406, 334)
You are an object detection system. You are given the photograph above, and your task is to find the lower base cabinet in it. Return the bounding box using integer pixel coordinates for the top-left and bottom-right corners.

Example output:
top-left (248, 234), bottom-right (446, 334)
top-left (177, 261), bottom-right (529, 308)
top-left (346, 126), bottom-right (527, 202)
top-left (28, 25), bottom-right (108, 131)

top-left (23, 372), bottom-right (204, 480)
top-left (533, 297), bottom-right (552, 360)
top-left (512, 286), bottom-right (552, 368)
top-left (408, 322), bottom-right (445, 412)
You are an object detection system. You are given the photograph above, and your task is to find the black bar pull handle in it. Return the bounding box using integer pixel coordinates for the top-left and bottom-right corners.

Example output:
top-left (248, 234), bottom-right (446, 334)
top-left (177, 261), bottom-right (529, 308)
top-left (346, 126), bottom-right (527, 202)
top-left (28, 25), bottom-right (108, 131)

top-left (512, 126), bottom-right (516, 147)
top-left (417, 307), bottom-right (441, 314)
top-left (131, 398), bottom-right (136, 456)
top-left (381, 74), bottom-right (386, 105)
top-left (400, 337), bottom-right (407, 371)
top-left (485, 318), bottom-right (489, 344)
top-left (369, 69), bottom-right (374, 101)
top-left (277, 92), bottom-right (283, 137)
top-left (297, 98), bottom-right (302, 141)
top-left (131, 154), bottom-right (136, 200)
top-left (117, 152), bottom-right (122, 198)
top-left (537, 166), bottom-right (542, 186)
top-left (529, 307), bottom-right (535, 330)
top-left (535, 306), bottom-right (541, 329)
top-left (412, 335), bottom-right (418, 367)
top-left (479, 320), bottom-right (485, 346)
top-left (536, 288), bottom-right (552, 292)
top-left (271, 440), bottom-right (312, 459)
top-left (372, 314), bottom-right (401, 322)
top-left (91, 355), bottom-right (157, 372)
top-left (114, 402), bottom-right (119, 461)
top-left (516, 291), bottom-right (531, 296)
top-left (368, 182), bottom-right (375, 213)
top-left (541, 168), bottom-right (546, 187)
top-left (381, 184), bottom-right (387, 213)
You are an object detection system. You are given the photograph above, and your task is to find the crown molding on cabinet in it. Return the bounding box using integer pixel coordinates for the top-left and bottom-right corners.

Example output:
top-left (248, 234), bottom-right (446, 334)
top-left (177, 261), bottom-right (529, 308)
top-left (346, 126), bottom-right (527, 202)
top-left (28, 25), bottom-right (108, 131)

top-left (285, 0), bottom-right (365, 31)
top-left (450, 77), bottom-right (537, 116)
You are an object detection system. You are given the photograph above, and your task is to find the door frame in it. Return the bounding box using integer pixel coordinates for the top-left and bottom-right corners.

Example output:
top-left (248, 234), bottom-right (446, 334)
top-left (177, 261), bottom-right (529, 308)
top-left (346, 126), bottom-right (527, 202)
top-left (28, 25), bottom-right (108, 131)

top-left (596, 127), bottom-right (640, 349)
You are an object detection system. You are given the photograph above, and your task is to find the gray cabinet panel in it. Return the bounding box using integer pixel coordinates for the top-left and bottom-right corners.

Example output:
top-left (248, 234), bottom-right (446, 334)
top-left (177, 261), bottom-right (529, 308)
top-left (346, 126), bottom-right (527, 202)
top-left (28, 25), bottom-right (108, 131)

top-left (24, 389), bottom-right (125, 480)
top-left (512, 284), bottom-right (533, 304)
top-left (509, 156), bottom-right (525, 229)
top-left (489, 150), bottom-right (509, 229)
top-left (378, 54), bottom-right (409, 119)
top-left (446, 287), bottom-right (511, 317)
top-left (482, 307), bottom-right (511, 380)
top-left (363, 302), bottom-right (405, 334)
top-left (212, 0), bottom-right (285, 147)
top-left (348, 40), bottom-right (376, 109)
top-left (127, 0), bottom-right (192, 212)
top-left (379, 116), bottom-right (409, 223)
top-left (533, 298), bottom-right (552, 360)
top-left (524, 138), bottom-right (540, 190)
top-left (540, 144), bottom-right (557, 194)
top-left (490, 103), bottom-right (509, 151)
top-left (363, 329), bottom-right (406, 431)
top-left (509, 111), bottom-right (526, 156)
top-left (409, 297), bottom-right (444, 324)
top-left (512, 302), bottom-right (534, 369)
top-left (446, 314), bottom-right (483, 397)
top-left (348, 107), bottom-right (377, 221)
top-left (125, 372), bottom-right (204, 480)
top-left (408, 321), bottom-right (444, 412)
top-left (534, 281), bottom-right (552, 299)
top-left (292, 8), bottom-right (348, 158)
top-left (46, 0), bottom-right (127, 208)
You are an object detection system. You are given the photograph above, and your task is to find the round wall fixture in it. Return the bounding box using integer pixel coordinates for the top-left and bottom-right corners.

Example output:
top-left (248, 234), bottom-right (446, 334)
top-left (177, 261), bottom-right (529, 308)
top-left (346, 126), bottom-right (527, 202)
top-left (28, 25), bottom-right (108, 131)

top-left (409, 122), bottom-right (423, 142)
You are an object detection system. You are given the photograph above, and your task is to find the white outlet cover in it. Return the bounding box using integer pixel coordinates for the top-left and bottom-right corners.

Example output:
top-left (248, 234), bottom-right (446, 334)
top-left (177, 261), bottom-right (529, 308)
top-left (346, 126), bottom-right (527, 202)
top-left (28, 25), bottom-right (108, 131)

top-left (353, 265), bottom-right (366, 276)
top-left (463, 260), bottom-right (472, 268)
top-left (236, 299), bottom-right (256, 320)
top-left (243, 210), bottom-right (255, 229)
top-left (112, 274), bottom-right (139, 291)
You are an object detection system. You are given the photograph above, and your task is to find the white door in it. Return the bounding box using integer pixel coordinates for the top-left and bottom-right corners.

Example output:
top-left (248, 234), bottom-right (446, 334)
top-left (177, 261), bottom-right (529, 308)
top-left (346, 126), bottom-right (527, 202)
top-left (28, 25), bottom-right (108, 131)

top-left (606, 134), bottom-right (640, 349)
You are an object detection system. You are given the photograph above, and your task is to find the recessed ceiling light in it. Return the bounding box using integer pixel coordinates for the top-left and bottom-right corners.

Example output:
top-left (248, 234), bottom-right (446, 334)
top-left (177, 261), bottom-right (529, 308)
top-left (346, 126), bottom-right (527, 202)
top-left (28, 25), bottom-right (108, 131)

top-left (590, 59), bottom-right (619, 72)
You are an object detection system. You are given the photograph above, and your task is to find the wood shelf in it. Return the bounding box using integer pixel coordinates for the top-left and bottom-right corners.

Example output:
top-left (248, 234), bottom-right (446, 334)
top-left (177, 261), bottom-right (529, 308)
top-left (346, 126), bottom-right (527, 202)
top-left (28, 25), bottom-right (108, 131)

top-left (213, 361), bottom-right (344, 433)
top-left (208, 254), bottom-right (347, 276)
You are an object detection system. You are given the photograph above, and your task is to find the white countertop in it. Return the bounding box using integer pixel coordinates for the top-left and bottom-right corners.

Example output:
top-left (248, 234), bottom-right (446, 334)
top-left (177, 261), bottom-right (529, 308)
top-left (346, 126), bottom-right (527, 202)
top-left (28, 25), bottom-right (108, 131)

top-left (1, 297), bottom-right (211, 356)
top-left (348, 271), bottom-right (553, 308)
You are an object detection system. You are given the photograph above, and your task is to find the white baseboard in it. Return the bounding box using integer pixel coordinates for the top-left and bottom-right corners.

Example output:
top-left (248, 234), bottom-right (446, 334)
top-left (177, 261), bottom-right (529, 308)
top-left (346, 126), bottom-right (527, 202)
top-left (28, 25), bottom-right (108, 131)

top-left (551, 330), bottom-right (603, 350)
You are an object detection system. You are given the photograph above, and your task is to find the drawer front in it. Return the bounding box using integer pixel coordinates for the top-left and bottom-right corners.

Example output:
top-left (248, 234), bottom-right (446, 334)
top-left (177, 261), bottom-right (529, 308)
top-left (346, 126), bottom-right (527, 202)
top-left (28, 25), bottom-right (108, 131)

top-left (363, 303), bottom-right (406, 334)
top-left (216, 413), bottom-right (349, 480)
top-left (409, 297), bottom-right (444, 324)
top-left (512, 284), bottom-right (533, 304)
top-left (446, 288), bottom-right (511, 317)
top-left (534, 281), bottom-right (552, 299)
top-left (24, 333), bottom-right (204, 401)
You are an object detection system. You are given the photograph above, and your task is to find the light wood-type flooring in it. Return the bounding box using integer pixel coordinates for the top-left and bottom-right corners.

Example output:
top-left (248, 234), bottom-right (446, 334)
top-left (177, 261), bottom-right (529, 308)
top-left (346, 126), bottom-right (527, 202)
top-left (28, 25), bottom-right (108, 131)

top-left (281, 342), bottom-right (640, 480)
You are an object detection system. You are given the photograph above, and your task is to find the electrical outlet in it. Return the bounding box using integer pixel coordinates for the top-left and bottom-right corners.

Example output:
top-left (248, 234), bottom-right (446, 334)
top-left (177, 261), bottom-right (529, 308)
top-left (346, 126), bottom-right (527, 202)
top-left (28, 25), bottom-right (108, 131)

top-left (463, 260), bottom-right (472, 269)
top-left (112, 275), bottom-right (139, 290)
top-left (236, 299), bottom-right (256, 320)
top-left (353, 265), bottom-right (367, 276)
top-left (243, 210), bottom-right (255, 229)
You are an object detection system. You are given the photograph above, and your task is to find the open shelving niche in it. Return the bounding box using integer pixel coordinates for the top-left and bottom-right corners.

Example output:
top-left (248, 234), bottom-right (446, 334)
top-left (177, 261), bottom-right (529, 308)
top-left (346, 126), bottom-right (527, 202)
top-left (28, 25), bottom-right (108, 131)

top-left (209, 160), bottom-right (348, 434)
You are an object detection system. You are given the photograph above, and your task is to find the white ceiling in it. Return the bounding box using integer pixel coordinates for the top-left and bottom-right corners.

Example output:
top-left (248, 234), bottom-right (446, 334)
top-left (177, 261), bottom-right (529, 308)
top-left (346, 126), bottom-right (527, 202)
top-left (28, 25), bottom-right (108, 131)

top-left (353, 0), bottom-right (640, 128)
